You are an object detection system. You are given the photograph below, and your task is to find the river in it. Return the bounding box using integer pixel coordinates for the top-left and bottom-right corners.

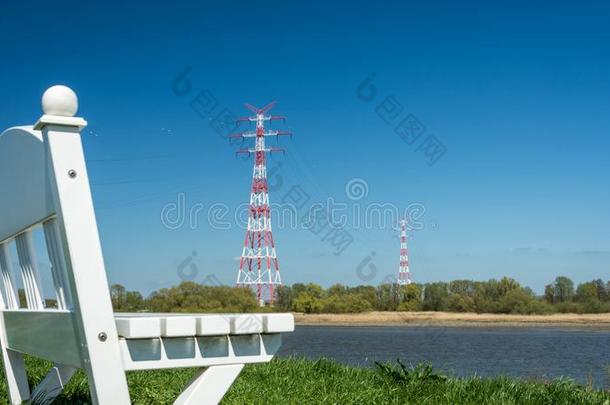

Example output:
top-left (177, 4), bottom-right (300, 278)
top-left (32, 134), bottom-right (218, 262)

top-left (277, 326), bottom-right (610, 388)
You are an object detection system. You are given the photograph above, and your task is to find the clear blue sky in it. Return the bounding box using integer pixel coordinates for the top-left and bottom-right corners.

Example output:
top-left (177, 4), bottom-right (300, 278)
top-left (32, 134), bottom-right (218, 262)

top-left (1, 1), bottom-right (609, 295)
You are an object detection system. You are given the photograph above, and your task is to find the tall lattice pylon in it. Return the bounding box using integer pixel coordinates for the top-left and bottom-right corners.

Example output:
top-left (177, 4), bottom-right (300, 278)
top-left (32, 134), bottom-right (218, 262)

top-left (397, 219), bottom-right (412, 285)
top-left (230, 102), bottom-right (291, 304)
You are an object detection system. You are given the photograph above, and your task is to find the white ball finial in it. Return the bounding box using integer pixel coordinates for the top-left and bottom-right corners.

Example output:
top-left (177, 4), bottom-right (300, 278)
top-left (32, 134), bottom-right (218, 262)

top-left (41, 85), bottom-right (78, 117)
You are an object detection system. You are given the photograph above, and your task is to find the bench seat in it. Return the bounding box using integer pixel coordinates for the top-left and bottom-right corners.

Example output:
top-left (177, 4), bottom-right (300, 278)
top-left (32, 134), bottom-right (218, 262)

top-left (113, 313), bottom-right (294, 371)
top-left (114, 313), bottom-right (294, 338)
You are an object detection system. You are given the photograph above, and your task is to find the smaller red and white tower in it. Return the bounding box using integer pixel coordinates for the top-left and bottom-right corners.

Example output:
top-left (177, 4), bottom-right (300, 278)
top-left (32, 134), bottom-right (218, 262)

top-left (397, 219), bottom-right (412, 285)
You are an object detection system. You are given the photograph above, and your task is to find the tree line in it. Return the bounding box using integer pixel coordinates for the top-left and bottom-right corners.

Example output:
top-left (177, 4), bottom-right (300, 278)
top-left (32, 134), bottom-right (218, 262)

top-left (107, 276), bottom-right (610, 315)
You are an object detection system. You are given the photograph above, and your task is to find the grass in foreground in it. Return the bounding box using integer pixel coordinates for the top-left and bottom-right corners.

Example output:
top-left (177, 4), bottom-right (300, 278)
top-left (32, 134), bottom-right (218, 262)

top-left (0, 357), bottom-right (608, 404)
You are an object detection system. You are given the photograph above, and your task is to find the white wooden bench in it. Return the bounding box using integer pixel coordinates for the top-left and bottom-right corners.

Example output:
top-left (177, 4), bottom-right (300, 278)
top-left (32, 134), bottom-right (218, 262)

top-left (0, 85), bottom-right (294, 404)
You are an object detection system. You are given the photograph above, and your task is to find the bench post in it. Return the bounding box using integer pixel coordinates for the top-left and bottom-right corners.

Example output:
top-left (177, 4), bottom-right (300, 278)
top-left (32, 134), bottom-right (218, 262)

top-left (34, 86), bottom-right (131, 404)
top-left (0, 283), bottom-right (30, 405)
top-left (174, 364), bottom-right (244, 405)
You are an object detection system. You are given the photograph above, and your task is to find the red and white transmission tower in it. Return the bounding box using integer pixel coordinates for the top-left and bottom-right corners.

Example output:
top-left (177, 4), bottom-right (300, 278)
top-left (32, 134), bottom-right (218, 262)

top-left (230, 102), bottom-right (291, 304)
top-left (397, 219), bottom-right (412, 285)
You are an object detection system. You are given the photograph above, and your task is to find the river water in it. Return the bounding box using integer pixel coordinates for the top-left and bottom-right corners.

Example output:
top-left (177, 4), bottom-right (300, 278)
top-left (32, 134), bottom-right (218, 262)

top-left (277, 326), bottom-right (610, 388)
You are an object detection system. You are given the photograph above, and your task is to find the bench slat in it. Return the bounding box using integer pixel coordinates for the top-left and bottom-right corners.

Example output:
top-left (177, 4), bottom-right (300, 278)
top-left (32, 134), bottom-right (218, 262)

top-left (264, 313), bottom-right (295, 333)
top-left (162, 317), bottom-right (196, 337)
top-left (115, 317), bottom-right (161, 339)
top-left (114, 313), bottom-right (294, 338)
top-left (197, 315), bottom-right (231, 336)
top-left (3, 311), bottom-right (82, 367)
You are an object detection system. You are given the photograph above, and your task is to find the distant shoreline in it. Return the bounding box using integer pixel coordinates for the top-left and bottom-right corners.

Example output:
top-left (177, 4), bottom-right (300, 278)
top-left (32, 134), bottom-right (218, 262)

top-left (293, 311), bottom-right (610, 330)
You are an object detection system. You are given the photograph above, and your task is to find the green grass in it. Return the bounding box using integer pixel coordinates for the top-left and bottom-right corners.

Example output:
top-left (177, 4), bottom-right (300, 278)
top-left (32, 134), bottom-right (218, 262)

top-left (1, 357), bottom-right (608, 404)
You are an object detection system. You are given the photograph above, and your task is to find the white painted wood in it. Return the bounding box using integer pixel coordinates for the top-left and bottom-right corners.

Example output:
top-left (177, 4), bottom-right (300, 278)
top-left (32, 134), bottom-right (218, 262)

top-left (30, 364), bottom-right (77, 404)
top-left (41, 86), bottom-right (79, 117)
top-left (119, 334), bottom-right (282, 371)
top-left (173, 364), bottom-right (244, 405)
top-left (0, 126), bottom-right (53, 243)
top-left (264, 313), bottom-right (295, 333)
top-left (162, 316), bottom-right (197, 337)
top-left (197, 315), bottom-right (231, 336)
top-left (0, 280), bottom-right (29, 404)
top-left (14, 231), bottom-right (45, 309)
top-left (113, 313), bottom-right (294, 337)
top-left (3, 310), bottom-right (82, 367)
top-left (43, 219), bottom-right (73, 309)
top-left (34, 114), bottom-right (87, 130)
top-left (230, 314), bottom-right (263, 334)
top-left (0, 349), bottom-right (29, 404)
top-left (42, 121), bottom-right (130, 404)
top-left (0, 244), bottom-right (19, 310)
top-left (115, 316), bottom-right (161, 339)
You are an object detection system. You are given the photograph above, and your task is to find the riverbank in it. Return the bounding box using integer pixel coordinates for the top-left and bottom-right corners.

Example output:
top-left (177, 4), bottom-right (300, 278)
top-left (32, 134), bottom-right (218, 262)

top-left (294, 311), bottom-right (610, 329)
top-left (5, 357), bottom-right (607, 404)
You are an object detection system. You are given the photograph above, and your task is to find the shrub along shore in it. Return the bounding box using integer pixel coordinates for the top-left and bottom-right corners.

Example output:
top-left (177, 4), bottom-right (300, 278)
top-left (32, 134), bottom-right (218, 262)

top-left (1, 357), bottom-right (608, 404)
top-left (109, 276), bottom-right (610, 316)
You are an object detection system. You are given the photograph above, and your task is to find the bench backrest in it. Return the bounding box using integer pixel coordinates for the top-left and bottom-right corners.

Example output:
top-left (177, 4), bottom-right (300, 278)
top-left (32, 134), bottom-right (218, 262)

top-left (0, 126), bottom-right (70, 310)
top-left (0, 86), bottom-right (130, 402)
